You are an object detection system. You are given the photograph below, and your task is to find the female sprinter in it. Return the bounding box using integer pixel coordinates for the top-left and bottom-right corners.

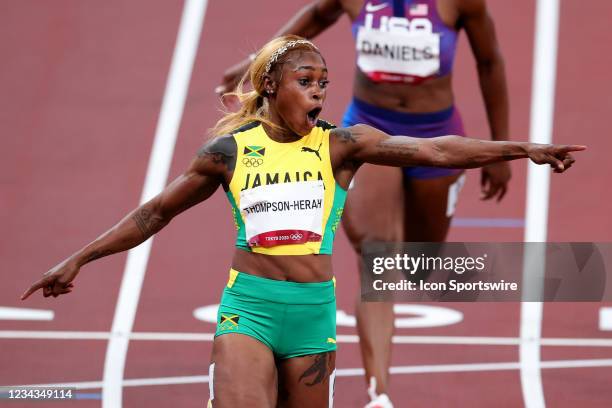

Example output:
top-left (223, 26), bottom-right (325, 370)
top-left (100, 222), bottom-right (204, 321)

top-left (217, 1), bottom-right (510, 405)
top-left (23, 36), bottom-right (581, 408)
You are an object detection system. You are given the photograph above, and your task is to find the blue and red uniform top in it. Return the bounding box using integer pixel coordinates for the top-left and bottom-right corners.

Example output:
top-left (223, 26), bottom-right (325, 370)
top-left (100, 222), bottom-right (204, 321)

top-left (351, 0), bottom-right (458, 84)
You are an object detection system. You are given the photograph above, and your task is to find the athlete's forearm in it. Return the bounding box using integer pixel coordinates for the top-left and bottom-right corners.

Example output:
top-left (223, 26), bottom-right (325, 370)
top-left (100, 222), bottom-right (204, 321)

top-left (477, 56), bottom-right (509, 141)
top-left (71, 199), bottom-right (169, 268)
top-left (69, 154), bottom-right (223, 269)
top-left (343, 124), bottom-right (526, 168)
top-left (19, 198), bottom-right (173, 301)
top-left (271, 1), bottom-right (343, 40)
top-left (428, 136), bottom-right (527, 168)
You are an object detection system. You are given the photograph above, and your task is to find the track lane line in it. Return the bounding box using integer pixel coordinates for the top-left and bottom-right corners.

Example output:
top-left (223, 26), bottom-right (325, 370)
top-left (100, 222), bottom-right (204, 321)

top-left (0, 307), bottom-right (54, 321)
top-left (520, 0), bottom-right (561, 407)
top-left (101, 1), bottom-right (208, 407)
top-left (5, 330), bottom-right (612, 347)
top-left (14, 358), bottom-right (612, 390)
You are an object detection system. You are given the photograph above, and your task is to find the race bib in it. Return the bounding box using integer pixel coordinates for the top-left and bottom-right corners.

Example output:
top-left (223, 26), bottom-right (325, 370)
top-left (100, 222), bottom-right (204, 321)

top-left (356, 26), bottom-right (440, 81)
top-left (240, 180), bottom-right (324, 247)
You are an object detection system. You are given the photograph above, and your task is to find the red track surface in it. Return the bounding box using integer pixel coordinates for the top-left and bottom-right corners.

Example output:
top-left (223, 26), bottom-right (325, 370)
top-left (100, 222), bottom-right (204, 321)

top-left (2, 1), bottom-right (612, 407)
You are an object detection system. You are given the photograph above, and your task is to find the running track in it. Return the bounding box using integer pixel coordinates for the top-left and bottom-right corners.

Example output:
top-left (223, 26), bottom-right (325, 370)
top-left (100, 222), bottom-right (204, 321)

top-left (2, 1), bottom-right (612, 406)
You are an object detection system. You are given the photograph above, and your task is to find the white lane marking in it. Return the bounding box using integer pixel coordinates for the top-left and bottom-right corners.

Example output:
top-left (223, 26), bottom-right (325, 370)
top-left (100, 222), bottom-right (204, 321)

top-left (129, 332), bottom-right (214, 341)
top-left (14, 358), bottom-right (612, 390)
top-left (192, 304), bottom-right (217, 322)
top-left (520, 303), bottom-right (545, 407)
top-left (12, 380), bottom-right (106, 390)
top-left (599, 307), bottom-right (612, 331)
top-left (328, 369), bottom-right (336, 408)
top-left (521, 0), bottom-right (560, 406)
top-left (0, 307), bottom-right (54, 321)
top-left (336, 309), bottom-right (357, 326)
top-left (393, 304), bottom-right (463, 328)
top-left (5, 330), bottom-right (612, 347)
top-left (445, 173), bottom-right (465, 217)
top-left (207, 363), bottom-right (215, 401)
top-left (12, 375), bottom-right (209, 390)
top-left (0, 331), bottom-right (110, 340)
top-left (101, 1), bottom-right (208, 407)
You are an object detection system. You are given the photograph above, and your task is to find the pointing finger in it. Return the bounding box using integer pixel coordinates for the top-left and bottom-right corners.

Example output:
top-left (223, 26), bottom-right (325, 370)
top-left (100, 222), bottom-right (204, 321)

top-left (559, 145), bottom-right (587, 153)
top-left (21, 279), bottom-right (47, 300)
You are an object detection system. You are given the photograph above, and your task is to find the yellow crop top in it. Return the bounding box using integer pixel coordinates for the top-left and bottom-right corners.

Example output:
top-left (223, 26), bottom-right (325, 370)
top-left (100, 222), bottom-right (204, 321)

top-left (225, 120), bottom-right (347, 255)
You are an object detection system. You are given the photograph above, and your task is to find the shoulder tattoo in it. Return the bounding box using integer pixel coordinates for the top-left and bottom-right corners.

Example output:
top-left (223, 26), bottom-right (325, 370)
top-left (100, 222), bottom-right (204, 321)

top-left (331, 127), bottom-right (361, 144)
top-left (197, 134), bottom-right (237, 171)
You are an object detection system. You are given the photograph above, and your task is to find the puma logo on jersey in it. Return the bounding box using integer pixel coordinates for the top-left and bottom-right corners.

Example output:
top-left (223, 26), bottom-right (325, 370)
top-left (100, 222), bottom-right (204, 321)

top-left (301, 142), bottom-right (322, 161)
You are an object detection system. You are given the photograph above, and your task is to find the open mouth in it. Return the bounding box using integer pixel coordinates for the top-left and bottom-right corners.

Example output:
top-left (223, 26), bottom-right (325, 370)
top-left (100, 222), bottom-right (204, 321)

top-left (306, 107), bottom-right (322, 127)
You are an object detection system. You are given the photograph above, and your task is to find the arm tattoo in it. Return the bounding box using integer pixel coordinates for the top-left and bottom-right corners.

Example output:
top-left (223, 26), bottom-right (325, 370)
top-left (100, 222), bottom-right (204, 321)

top-left (82, 249), bottom-right (113, 264)
top-left (375, 138), bottom-right (420, 160)
top-left (197, 135), bottom-right (237, 170)
top-left (132, 207), bottom-right (164, 240)
top-left (298, 353), bottom-right (328, 386)
top-left (332, 128), bottom-right (360, 144)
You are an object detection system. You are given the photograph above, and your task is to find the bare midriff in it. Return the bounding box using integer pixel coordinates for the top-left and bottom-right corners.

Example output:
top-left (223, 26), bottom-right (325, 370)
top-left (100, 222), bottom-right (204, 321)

top-left (353, 68), bottom-right (454, 113)
top-left (231, 249), bottom-right (333, 282)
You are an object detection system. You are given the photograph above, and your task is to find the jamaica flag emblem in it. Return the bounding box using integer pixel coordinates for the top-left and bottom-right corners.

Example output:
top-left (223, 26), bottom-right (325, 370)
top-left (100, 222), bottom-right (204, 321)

top-left (244, 145), bottom-right (265, 157)
top-left (219, 314), bottom-right (239, 331)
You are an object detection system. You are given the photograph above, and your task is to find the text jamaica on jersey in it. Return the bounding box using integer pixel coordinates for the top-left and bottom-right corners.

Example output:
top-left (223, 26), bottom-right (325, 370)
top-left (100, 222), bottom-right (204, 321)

top-left (241, 170), bottom-right (325, 191)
